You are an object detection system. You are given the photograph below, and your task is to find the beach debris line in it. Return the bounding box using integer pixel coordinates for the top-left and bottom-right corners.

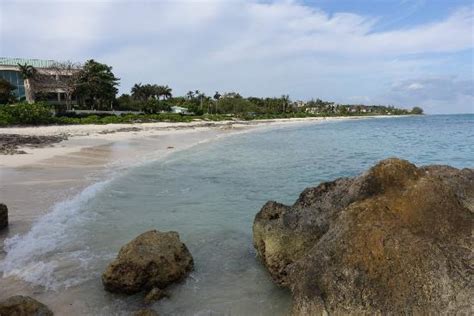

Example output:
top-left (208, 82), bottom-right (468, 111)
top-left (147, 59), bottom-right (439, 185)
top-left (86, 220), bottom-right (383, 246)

top-left (253, 158), bottom-right (474, 315)
top-left (0, 295), bottom-right (53, 316)
top-left (0, 203), bottom-right (7, 230)
top-left (0, 134), bottom-right (68, 155)
top-left (102, 230), bottom-right (194, 301)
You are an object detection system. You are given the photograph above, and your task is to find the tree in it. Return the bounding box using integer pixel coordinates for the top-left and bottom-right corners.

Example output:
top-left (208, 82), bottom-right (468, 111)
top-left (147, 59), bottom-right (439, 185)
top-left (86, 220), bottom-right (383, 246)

top-left (0, 79), bottom-right (16, 104)
top-left (281, 94), bottom-right (290, 113)
top-left (186, 91), bottom-right (195, 100)
top-left (411, 106), bottom-right (424, 115)
top-left (213, 91), bottom-right (221, 113)
top-left (131, 84), bottom-right (172, 102)
top-left (18, 63), bottom-right (37, 104)
top-left (42, 61), bottom-right (81, 111)
top-left (131, 83), bottom-right (155, 101)
top-left (156, 85), bottom-right (172, 100)
top-left (76, 59), bottom-right (119, 110)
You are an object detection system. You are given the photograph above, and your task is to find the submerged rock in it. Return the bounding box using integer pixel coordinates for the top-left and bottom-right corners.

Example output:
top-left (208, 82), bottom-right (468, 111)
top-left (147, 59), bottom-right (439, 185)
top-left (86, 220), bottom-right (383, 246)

top-left (0, 295), bottom-right (53, 316)
top-left (102, 230), bottom-right (193, 294)
top-left (0, 203), bottom-right (7, 230)
top-left (253, 158), bottom-right (474, 315)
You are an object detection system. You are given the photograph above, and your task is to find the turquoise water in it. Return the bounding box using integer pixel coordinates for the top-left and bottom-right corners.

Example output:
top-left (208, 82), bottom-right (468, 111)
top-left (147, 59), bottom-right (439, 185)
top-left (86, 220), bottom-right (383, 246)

top-left (2, 115), bottom-right (473, 315)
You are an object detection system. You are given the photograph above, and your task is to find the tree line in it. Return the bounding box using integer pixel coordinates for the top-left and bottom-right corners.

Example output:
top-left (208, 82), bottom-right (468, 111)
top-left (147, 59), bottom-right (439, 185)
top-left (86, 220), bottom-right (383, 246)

top-left (0, 59), bottom-right (423, 116)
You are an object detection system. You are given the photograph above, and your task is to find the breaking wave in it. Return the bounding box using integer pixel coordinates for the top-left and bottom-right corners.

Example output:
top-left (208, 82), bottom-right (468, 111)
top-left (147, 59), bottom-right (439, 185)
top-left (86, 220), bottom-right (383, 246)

top-left (1, 180), bottom-right (112, 290)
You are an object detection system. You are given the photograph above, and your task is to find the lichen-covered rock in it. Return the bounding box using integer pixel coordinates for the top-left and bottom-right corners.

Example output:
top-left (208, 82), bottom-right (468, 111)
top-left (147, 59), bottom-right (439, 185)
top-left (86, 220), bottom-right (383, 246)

top-left (102, 230), bottom-right (193, 294)
top-left (0, 203), bottom-right (8, 230)
top-left (0, 295), bottom-right (53, 316)
top-left (253, 158), bottom-right (474, 315)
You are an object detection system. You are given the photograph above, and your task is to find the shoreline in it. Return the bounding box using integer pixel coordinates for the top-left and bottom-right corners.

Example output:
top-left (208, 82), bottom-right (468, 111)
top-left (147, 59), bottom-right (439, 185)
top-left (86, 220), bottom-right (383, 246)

top-left (0, 115), bottom-right (401, 312)
top-left (0, 115), bottom-right (396, 241)
top-left (0, 115), bottom-right (406, 168)
top-left (0, 115), bottom-right (408, 236)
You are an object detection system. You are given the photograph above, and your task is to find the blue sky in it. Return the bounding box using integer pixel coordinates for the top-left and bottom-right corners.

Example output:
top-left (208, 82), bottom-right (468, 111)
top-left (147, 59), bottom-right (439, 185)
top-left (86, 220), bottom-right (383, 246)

top-left (1, 0), bottom-right (473, 113)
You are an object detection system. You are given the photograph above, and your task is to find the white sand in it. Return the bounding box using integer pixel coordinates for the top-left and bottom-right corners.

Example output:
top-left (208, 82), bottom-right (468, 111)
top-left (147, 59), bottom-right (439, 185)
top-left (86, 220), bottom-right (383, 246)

top-left (0, 117), bottom-right (363, 168)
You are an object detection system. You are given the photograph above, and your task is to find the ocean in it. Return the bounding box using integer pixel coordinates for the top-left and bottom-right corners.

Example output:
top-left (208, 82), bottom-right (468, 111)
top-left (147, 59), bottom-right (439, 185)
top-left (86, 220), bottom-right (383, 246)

top-left (1, 114), bottom-right (473, 315)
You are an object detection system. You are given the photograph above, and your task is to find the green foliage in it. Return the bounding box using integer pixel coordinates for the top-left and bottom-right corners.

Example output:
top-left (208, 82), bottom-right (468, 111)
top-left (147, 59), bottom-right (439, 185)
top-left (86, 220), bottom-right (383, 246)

top-left (0, 102), bottom-right (53, 126)
top-left (141, 99), bottom-right (172, 114)
top-left (17, 63), bottom-right (37, 79)
top-left (131, 83), bottom-right (172, 101)
top-left (52, 112), bottom-right (194, 125)
top-left (76, 59), bottom-right (120, 110)
top-left (411, 106), bottom-right (424, 115)
top-left (217, 96), bottom-right (256, 114)
top-left (0, 79), bottom-right (17, 104)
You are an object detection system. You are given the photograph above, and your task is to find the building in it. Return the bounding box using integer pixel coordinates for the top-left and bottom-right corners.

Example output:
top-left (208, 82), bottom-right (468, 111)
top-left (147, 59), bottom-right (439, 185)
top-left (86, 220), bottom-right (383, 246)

top-left (0, 57), bottom-right (80, 106)
top-left (171, 106), bottom-right (193, 115)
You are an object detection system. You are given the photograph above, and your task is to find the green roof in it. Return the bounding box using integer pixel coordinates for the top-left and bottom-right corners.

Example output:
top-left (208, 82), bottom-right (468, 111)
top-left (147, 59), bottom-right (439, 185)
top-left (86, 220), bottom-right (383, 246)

top-left (0, 57), bottom-right (56, 68)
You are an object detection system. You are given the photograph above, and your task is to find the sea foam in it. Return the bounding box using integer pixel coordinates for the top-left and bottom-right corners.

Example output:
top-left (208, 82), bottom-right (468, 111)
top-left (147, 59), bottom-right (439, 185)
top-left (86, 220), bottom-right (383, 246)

top-left (1, 180), bottom-right (111, 290)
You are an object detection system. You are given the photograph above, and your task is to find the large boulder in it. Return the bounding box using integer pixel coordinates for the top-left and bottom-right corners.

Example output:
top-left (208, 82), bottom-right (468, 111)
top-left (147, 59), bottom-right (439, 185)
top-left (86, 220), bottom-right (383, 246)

top-left (253, 158), bottom-right (474, 315)
top-left (0, 295), bottom-right (53, 316)
top-left (102, 230), bottom-right (193, 294)
top-left (0, 203), bottom-right (8, 230)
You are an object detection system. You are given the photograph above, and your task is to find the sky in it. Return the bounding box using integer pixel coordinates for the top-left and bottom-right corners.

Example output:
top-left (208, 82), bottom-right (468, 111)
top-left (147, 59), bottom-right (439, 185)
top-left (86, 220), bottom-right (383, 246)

top-left (1, 0), bottom-right (473, 114)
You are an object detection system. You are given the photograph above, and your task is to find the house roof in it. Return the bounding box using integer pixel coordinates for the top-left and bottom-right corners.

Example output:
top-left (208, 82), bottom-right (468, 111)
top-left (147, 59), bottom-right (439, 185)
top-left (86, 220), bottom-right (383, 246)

top-left (0, 57), bottom-right (56, 69)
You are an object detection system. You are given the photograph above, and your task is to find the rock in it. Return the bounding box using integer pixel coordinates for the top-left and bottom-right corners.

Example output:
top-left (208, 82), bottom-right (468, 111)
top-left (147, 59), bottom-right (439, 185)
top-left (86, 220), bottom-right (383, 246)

top-left (0, 203), bottom-right (7, 230)
top-left (144, 287), bottom-right (169, 304)
top-left (133, 309), bottom-right (159, 316)
top-left (253, 158), bottom-right (474, 315)
top-left (0, 295), bottom-right (53, 316)
top-left (102, 230), bottom-right (193, 294)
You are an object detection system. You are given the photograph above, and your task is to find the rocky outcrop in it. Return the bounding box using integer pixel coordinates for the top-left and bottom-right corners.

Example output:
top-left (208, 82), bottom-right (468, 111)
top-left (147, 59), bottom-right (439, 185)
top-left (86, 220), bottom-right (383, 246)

top-left (0, 203), bottom-right (7, 230)
top-left (0, 295), bottom-right (53, 316)
top-left (102, 230), bottom-right (193, 295)
top-left (253, 158), bottom-right (474, 315)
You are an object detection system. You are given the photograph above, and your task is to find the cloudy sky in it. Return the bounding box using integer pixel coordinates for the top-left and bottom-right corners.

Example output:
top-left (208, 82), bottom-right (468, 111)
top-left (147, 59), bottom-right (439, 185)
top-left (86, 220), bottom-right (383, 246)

top-left (1, 0), bottom-right (473, 113)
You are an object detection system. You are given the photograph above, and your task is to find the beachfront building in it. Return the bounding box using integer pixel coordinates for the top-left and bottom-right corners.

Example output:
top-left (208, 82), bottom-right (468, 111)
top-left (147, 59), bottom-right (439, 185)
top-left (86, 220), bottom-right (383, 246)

top-left (0, 57), bottom-right (80, 106)
top-left (171, 106), bottom-right (193, 115)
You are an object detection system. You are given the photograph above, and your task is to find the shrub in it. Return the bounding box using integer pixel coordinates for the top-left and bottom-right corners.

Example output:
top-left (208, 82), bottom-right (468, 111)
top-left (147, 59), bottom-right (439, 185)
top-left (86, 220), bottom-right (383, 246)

top-left (0, 102), bottom-right (54, 125)
top-left (411, 107), bottom-right (424, 115)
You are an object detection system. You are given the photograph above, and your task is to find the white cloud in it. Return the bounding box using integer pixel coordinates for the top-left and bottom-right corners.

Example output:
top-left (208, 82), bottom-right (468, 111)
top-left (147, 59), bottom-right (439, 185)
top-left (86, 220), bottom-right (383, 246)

top-left (0, 0), bottom-right (473, 113)
top-left (407, 83), bottom-right (424, 90)
top-left (383, 77), bottom-right (474, 114)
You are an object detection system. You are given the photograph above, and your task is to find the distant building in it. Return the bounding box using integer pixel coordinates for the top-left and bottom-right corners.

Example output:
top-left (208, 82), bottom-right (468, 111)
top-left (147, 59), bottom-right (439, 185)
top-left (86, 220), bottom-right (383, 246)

top-left (0, 57), bottom-right (80, 105)
top-left (171, 106), bottom-right (193, 115)
top-left (294, 100), bottom-right (307, 108)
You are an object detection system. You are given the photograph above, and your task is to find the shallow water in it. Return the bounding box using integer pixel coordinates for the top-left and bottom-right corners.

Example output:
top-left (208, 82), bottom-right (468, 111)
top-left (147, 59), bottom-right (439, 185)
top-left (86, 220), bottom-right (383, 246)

top-left (1, 115), bottom-right (473, 315)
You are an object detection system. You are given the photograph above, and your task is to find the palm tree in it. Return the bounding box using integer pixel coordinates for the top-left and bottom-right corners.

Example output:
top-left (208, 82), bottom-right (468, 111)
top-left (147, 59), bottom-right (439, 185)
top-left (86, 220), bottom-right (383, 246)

top-left (186, 91), bottom-right (194, 100)
top-left (131, 83), bottom-right (146, 101)
top-left (157, 85), bottom-right (172, 100)
top-left (213, 91), bottom-right (221, 114)
top-left (281, 94), bottom-right (290, 113)
top-left (18, 63), bottom-right (37, 103)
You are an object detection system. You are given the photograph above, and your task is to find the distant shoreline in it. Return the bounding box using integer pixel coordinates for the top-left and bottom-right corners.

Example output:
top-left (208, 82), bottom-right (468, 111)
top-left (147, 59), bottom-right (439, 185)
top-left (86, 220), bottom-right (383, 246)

top-left (0, 115), bottom-right (410, 167)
